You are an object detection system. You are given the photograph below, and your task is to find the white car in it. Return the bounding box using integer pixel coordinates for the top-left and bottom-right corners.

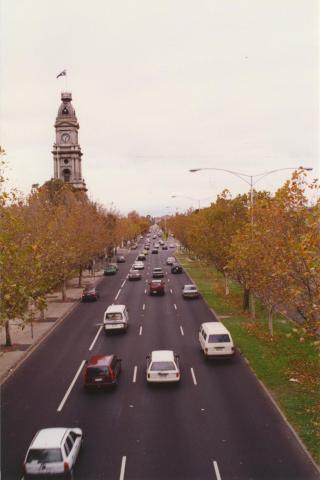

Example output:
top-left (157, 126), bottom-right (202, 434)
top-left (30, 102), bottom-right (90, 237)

top-left (146, 350), bottom-right (180, 383)
top-left (182, 284), bottom-right (200, 299)
top-left (166, 257), bottom-right (176, 265)
top-left (23, 427), bottom-right (83, 478)
top-left (132, 261), bottom-right (144, 270)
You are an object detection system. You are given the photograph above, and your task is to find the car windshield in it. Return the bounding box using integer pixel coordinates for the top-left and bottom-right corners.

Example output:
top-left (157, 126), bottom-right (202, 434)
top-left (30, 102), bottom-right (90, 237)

top-left (106, 313), bottom-right (123, 320)
top-left (150, 361), bottom-right (176, 371)
top-left (27, 448), bottom-right (63, 463)
top-left (153, 268), bottom-right (162, 272)
top-left (84, 288), bottom-right (95, 294)
top-left (208, 334), bottom-right (230, 343)
top-left (185, 286), bottom-right (196, 291)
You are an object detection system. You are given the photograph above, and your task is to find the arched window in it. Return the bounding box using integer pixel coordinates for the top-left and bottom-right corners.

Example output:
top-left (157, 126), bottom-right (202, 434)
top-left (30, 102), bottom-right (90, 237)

top-left (62, 169), bottom-right (71, 182)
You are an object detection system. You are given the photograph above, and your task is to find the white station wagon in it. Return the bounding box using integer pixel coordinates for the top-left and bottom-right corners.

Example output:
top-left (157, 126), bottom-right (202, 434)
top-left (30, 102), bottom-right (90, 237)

top-left (146, 350), bottom-right (180, 383)
top-left (23, 427), bottom-right (83, 479)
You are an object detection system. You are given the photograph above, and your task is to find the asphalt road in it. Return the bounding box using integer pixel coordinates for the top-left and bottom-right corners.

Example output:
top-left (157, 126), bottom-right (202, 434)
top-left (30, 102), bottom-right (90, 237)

top-left (2, 238), bottom-right (319, 480)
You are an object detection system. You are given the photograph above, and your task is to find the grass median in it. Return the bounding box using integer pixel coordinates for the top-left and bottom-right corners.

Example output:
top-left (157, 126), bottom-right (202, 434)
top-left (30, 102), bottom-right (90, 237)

top-left (177, 252), bottom-right (320, 465)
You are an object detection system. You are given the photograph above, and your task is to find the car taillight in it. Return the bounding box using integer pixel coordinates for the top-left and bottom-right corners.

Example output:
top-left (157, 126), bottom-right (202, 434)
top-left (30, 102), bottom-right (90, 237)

top-left (109, 368), bottom-right (115, 381)
top-left (147, 373), bottom-right (150, 378)
top-left (22, 463), bottom-right (26, 474)
top-left (176, 373), bottom-right (180, 378)
top-left (205, 348), bottom-right (208, 353)
top-left (64, 462), bottom-right (69, 472)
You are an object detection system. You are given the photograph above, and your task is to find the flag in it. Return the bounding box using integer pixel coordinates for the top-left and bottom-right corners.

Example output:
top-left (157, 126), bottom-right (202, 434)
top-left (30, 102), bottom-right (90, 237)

top-left (56, 69), bottom-right (67, 79)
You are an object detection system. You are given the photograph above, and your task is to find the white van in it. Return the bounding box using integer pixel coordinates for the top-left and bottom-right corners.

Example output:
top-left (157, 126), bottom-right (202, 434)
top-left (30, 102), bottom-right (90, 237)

top-left (103, 304), bottom-right (129, 333)
top-left (199, 322), bottom-right (235, 358)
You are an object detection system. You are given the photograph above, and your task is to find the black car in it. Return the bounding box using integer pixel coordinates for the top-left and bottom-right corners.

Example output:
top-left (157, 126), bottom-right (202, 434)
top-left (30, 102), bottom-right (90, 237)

top-left (171, 264), bottom-right (183, 274)
top-left (81, 285), bottom-right (100, 302)
top-left (151, 248), bottom-right (159, 254)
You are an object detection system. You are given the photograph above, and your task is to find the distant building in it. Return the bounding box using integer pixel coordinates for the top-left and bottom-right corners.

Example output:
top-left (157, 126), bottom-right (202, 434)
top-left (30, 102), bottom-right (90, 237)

top-left (52, 92), bottom-right (87, 191)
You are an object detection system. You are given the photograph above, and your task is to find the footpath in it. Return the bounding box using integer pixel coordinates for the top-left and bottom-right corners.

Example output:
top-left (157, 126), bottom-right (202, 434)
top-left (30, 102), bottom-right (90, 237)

top-left (0, 265), bottom-right (105, 384)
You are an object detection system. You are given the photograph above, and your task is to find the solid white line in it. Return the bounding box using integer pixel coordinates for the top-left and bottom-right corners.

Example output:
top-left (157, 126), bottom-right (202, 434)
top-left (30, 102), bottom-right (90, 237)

top-left (119, 456), bottom-right (127, 480)
top-left (139, 326), bottom-right (143, 336)
top-left (170, 289), bottom-right (173, 294)
top-left (180, 326), bottom-right (184, 336)
top-left (133, 366), bottom-right (138, 383)
top-left (115, 289), bottom-right (121, 301)
top-left (121, 280), bottom-right (126, 288)
top-left (57, 360), bottom-right (86, 412)
top-left (213, 461), bottom-right (222, 480)
top-left (174, 303), bottom-right (177, 310)
top-left (144, 289), bottom-right (147, 294)
top-left (142, 303), bottom-right (145, 310)
top-left (88, 326), bottom-right (103, 351)
top-left (191, 367), bottom-right (197, 386)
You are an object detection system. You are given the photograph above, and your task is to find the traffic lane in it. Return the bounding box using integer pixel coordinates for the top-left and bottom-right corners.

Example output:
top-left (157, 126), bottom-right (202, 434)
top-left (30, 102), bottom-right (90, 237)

top-left (166, 275), bottom-right (319, 478)
top-left (1, 272), bottom-right (130, 480)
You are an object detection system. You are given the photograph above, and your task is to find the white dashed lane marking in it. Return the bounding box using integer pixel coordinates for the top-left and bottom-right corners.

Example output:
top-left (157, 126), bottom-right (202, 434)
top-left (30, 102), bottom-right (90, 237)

top-left (133, 366), bottom-right (138, 383)
top-left (213, 461), bottom-right (222, 480)
top-left (180, 326), bottom-right (184, 336)
top-left (115, 289), bottom-right (121, 301)
top-left (139, 326), bottom-right (143, 336)
top-left (190, 367), bottom-right (198, 386)
top-left (119, 456), bottom-right (127, 480)
top-left (174, 304), bottom-right (177, 310)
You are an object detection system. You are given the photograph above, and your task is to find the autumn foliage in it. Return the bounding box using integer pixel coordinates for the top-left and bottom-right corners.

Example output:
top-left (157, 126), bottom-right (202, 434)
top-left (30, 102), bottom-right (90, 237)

top-left (167, 170), bottom-right (320, 335)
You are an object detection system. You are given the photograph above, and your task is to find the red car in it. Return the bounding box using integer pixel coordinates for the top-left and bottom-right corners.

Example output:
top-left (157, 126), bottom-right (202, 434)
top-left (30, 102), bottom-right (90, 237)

top-left (84, 355), bottom-right (121, 389)
top-left (81, 285), bottom-right (100, 302)
top-left (149, 279), bottom-right (165, 295)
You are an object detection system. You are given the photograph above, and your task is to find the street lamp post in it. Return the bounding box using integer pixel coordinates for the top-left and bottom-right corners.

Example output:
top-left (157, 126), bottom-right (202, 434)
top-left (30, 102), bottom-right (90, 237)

top-left (190, 167), bottom-right (313, 224)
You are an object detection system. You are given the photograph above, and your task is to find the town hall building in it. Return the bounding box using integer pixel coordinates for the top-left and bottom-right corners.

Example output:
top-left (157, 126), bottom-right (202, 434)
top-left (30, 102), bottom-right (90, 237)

top-left (52, 92), bottom-right (87, 191)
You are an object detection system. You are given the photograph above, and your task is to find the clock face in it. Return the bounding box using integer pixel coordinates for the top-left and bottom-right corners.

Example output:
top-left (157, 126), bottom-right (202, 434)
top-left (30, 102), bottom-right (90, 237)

top-left (61, 133), bottom-right (70, 143)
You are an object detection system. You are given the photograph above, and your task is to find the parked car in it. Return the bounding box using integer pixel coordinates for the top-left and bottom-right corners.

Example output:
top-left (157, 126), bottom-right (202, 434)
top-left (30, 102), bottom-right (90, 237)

top-left (199, 322), bottom-right (235, 358)
top-left (182, 284), bottom-right (200, 299)
top-left (128, 269), bottom-right (142, 280)
top-left (81, 285), bottom-right (100, 302)
top-left (146, 350), bottom-right (180, 383)
top-left (149, 279), bottom-right (165, 295)
top-left (166, 256), bottom-right (176, 265)
top-left (103, 304), bottom-right (129, 333)
top-left (116, 255), bottom-right (126, 263)
top-left (152, 267), bottom-right (164, 278)
top-left (23, 427), bottom-right (83, 479)
top-left (171, 264), bottom-right (183, 274)
top-left (104, 264), bottom-right (118, 275)
top-left (84, 354), bottom-right (121, 389)
top-left (132, 261), bottom-right (144, 270)
top-left (151, 248), bottom-right (159, 254)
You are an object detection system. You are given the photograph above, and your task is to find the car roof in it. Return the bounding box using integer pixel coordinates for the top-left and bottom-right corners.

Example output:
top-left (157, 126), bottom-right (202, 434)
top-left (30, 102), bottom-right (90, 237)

top-left (105, 304), bottom-right (126, 313)
top-left (87, 355), bottom-right (113, 367)
top-left (201, 322), bottom-right (230, 334)
top-left (151, 350), bottom-right (175, 361)
top-left (31, 428), bottom-right (68, 449)
top-left (151, 279), bottom-right (163, 283)
top-left (184, 284), bottom-right (196, 288)
top-left (153, 267), bottom-right (163, 270)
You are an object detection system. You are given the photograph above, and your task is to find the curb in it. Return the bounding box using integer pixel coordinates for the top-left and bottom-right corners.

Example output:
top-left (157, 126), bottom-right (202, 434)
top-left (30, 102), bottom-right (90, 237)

top-left (0, 273), bottom-right (105, 386)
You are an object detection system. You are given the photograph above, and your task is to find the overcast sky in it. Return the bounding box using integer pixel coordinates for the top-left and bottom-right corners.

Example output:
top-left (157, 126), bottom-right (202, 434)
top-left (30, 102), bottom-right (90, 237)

top-left (0, 0), bottom-right (318, 216)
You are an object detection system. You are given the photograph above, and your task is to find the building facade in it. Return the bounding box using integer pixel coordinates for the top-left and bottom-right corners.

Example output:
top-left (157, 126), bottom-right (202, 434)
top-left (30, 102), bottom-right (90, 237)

top-left (52, 92), bottom-right (87, 191)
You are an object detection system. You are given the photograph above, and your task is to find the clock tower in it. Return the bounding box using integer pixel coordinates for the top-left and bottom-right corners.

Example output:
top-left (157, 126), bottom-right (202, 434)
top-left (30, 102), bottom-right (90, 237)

top-left (52, 92), bottom-right (87, 191)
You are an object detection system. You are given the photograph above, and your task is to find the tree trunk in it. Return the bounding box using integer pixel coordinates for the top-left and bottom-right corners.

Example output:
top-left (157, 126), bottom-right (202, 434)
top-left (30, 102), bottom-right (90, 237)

top-left (250, 294), bottom-right (256, 319)
top-left (78, 265), bottom-right (83, 288)
top-left (224, 273), bottom-right (230, 296)
top-left (5, 320), bottom-right (12, 347)
top-left (62, 278), bottom-right (67, 302)
top-left (243, 287), bottom-right (250, 312)
top-left (268, 306), bottom-right (274, 337)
